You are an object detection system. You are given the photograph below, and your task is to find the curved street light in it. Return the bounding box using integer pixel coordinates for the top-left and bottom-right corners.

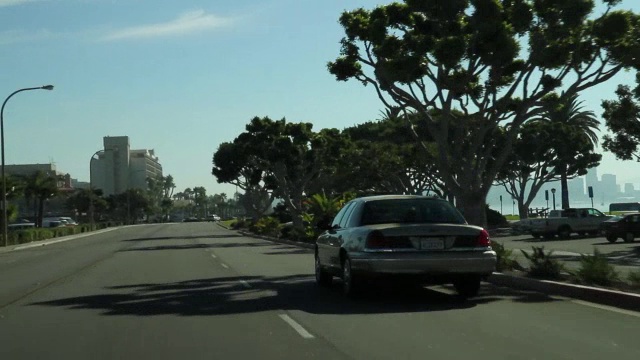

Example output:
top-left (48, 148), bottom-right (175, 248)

top-left (89, 148), bottom-right (118, 230)
top-left (2, 85), bottom-right (54, 246)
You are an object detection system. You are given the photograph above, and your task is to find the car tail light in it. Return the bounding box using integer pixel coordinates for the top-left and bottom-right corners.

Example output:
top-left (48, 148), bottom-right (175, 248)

top-left (366, 231), bottom-right (391, 249)
top-left (476, 229), bottom-right (491, 247)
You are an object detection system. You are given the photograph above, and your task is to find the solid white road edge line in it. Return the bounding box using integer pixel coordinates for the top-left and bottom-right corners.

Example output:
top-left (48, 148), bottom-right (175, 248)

top-left (278, 314), bottom-right (315, 339)
top-left (571, 299), bottom-right (640, 318)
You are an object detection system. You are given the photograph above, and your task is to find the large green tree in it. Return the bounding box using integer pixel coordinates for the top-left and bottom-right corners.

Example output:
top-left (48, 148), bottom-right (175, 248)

top-left (328, 0), bottom-right (640, 225)
top-left (602, 74), bottom-right (640, 160)
top-left (496, 117), bottom-right (601, 218)
top-left (214, 116), bottom-right (343, 229)
top-left (212, 142), bottom-right (275, 219)
top-left (340, 110), bottom-right (445, 197)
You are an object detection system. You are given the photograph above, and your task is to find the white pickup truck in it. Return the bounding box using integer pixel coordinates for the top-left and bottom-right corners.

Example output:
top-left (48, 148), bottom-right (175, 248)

top-left (529, 208), bottom-right (612, 239)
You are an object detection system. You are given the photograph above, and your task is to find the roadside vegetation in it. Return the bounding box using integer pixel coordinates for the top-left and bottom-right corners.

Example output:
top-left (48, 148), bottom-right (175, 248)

top-left (521, 247), bottom-right (565, 280)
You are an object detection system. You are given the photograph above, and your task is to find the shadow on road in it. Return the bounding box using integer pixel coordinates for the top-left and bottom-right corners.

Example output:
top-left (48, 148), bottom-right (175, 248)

top-left (123, 235), bottom-right (244, 242)
top-left (120, 242), bottom-right (273, 252)
top-left (30, 275), bottom-right (561, 317)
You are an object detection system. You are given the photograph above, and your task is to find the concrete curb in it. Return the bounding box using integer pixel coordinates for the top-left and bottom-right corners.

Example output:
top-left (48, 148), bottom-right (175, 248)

top-left (487, 272), bottom-right (640, 312)
top-left (1, 227), bottom-right (120, 253)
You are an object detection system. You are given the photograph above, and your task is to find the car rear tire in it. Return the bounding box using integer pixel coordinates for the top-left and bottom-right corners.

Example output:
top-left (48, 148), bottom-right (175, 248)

top-left (342, 257), bottom-right (360, 297)
top-left (315, 253), bottom-right (332, 287)
top-left (606, 235), bottom-right (617, 243)
top-left (624, 232), bottom-right (635, 243)
top-left (454, 276), bottom-right (481, 299)
top-left (558, 226), bottom-right (572, 240)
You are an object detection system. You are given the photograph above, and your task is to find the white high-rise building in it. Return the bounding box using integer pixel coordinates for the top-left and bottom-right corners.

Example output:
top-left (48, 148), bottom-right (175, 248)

top-left (90, 136), bottom-right (163, 196)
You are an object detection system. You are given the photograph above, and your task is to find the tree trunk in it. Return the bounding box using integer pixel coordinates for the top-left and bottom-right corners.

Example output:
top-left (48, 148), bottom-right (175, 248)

top-left (561, 170), bottom-right (570, 210)
top-left (518, 202), bottom-right (529, 219)
top-left (456, 194), bottom-right (487, 227)
top-left (37, 198), bottom-right (45, 228)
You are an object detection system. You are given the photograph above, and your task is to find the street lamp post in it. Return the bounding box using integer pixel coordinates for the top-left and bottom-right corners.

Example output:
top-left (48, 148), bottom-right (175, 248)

top-left (1, 85), bottom-right (54, 246)
top-left (89, 148), bottom-right (116, 230)
top-left (551, 188), bottom-right (557, 211)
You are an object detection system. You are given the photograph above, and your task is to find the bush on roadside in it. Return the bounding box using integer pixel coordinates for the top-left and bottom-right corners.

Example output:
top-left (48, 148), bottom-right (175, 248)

top-left (628, 270), bottom-right (640, 288)
top-left (231, 219), bottom-right (248, 230)
top-left (576, 248), bottom-right (619, 286)
top-left (486, 206), bottom-right (508, 229)
top-left (521, 246), bottom-right (564, 279)
top-left (250, 217), bottom-right (281, 237)
top-left (491, 241), bottom-right (519, 272)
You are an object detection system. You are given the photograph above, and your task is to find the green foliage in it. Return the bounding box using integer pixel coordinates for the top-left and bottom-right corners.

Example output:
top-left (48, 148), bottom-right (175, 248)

top-left (486, 206), bottom-right (508, 228)
top-left (329, 0), bottom-right (640, 226)
top-left (231, 219), bottom-right (248, 230)
top-left (576, 249), bottom-right (619, 286)
top-left (5, 227), bottom-right (86, 246)
top-left (521, 246), bottom-right (564, 279)
top-left (491, 241), bottom-right (518, 272)
top-left (302, 192), bottom-right (356, 240)
top-left (250, 217), bottom-right (281, 237)
top-left (628, 270), bottom-right (640, 287)
top-left (602, 81), bottom-right (640, 161)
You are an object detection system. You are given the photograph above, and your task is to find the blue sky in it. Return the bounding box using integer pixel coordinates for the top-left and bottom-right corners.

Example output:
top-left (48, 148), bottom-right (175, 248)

top-left (1, 0), bottom-right (639, 198)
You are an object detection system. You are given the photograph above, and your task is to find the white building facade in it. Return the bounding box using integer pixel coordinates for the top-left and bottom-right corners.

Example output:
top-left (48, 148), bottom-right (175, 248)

top-left (90, 136), bottom-right (163, 196)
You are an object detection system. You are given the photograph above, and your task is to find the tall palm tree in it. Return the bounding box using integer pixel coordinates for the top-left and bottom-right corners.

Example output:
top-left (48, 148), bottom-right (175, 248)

top-left (21, 171), bottom-right (61, 227)
top-left (536, 94), bottom-right (599, 209)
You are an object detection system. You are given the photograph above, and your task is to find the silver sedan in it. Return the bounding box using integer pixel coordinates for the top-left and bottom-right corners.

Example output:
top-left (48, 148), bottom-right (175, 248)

top-left (315, 195), bottom-right (497, 298)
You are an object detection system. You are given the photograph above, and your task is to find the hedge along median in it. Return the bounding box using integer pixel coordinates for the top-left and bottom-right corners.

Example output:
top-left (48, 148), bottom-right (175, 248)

top-left (2, 222), bottom-right (123, 247)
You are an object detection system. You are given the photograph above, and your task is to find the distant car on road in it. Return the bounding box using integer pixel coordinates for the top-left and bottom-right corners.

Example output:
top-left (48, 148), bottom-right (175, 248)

top-left (206, 215), bottom-right (221, 222)
top-left (314, 195), bottom-right (497, 298)
top-left (182, 217), bottom-right (201, 223)
top-left (529, 208), bottom-right (612, 239)
top-left (600, 213), bottom-right (640, 243)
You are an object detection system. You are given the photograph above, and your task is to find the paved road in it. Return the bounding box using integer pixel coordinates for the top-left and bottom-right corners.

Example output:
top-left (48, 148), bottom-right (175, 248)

top-left (1, 223), bottom-right (639, 360)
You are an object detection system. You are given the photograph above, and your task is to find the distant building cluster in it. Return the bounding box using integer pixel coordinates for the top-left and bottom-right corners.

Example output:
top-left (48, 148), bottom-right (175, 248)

top-left (90, 136), bottom-right (163, 196)
top-left (3, 135), bottom-right (162, 196)
top-left (489, 167), bottom-right (636, 213)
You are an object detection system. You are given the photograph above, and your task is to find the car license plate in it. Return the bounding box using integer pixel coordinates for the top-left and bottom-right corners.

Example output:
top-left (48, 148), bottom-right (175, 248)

top-left (420, 238), bottom-right (444, 250)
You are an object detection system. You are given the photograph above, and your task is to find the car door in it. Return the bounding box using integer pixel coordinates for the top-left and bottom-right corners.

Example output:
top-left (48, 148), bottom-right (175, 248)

top-left (326, 202), bottom-right (359, 269)
top-left (317, 202), bottom-right (353, 268)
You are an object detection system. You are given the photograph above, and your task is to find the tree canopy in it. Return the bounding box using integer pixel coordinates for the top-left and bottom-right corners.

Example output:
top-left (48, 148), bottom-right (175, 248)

top-left (328, 0), bottom-right (640, 225)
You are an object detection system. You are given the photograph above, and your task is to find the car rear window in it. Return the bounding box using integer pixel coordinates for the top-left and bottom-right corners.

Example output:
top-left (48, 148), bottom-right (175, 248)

top-left (360, 199), bottom-right (466, 225)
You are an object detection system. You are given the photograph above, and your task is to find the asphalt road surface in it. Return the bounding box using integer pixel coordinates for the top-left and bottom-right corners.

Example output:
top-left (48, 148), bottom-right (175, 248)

top-left (1, 223), bottom-right (639, 360)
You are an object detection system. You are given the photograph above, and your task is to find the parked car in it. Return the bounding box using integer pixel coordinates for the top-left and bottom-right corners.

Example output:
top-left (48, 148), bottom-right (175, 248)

top-left (528, 208), bottom-right (612, 239)
top-left (314, 195), bottom-right (497, 298)
top-left (600, 213), bottom-right (640, 243)
top-left (206, 215), bottom-right (221, 222)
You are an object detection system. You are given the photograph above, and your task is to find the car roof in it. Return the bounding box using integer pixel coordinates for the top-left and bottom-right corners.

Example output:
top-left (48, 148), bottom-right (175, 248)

top-left (355, 195), bottom-right (444, 202)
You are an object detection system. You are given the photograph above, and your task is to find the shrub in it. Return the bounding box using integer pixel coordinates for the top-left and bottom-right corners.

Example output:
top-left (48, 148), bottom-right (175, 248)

top-left (251, 217), bottom-right (281, 237)
top-left (231, 219), bottom-right (247, 230)
top-left (521, 246), bottom-right (563, 279)
top-left (576, 248), bottom-right (619, 286)
top-left (628, 270), bottom-right (640, 288)
top-left (491, 241), bottom-right (518, 272)
top-left (486, 205), bottom-right (508, 229)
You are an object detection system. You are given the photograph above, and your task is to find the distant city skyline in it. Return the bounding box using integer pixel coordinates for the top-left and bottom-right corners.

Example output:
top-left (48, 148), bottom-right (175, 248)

top-left (488, 166), bottom-right (638, 214)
